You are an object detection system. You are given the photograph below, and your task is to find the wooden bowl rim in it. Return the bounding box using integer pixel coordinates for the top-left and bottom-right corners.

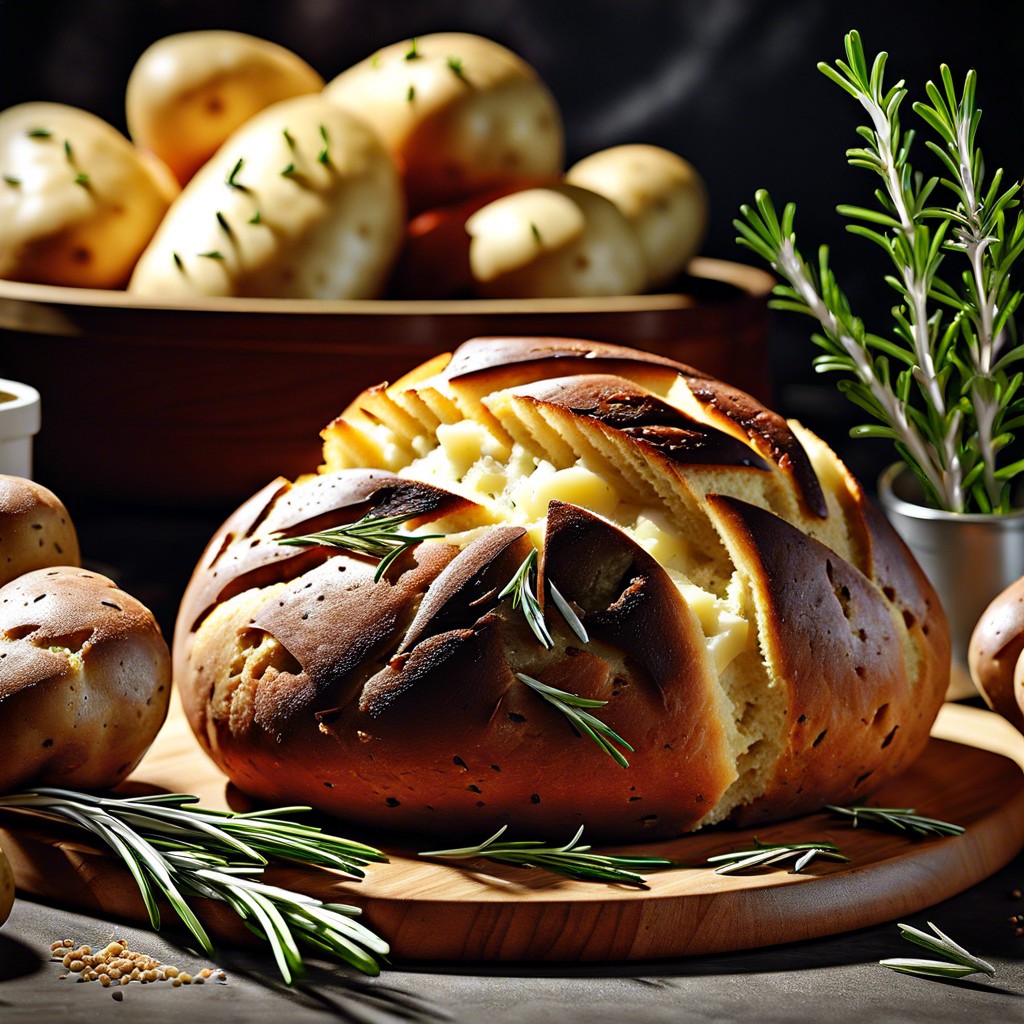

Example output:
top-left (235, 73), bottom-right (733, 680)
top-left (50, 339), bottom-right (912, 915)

top-left (0, 257), bottom-right (774, 320)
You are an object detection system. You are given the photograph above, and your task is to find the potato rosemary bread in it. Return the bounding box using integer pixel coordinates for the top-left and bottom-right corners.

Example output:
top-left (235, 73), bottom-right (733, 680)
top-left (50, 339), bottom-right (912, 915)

top-left (174, 338), bottom-right (949, 842)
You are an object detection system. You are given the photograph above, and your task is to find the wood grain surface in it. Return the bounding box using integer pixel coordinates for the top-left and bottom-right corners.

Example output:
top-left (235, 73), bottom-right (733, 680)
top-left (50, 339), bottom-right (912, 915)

top-left (3, 699), bottom-right (1022, 963)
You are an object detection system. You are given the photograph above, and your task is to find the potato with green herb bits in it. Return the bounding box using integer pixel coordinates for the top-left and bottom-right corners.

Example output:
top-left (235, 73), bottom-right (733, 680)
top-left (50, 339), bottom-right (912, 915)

top-left (128, 94), bottom-right (404, 299)
top-left (324, 32), bottom-right (564, 214)
top-left (126, 30), bottom-right (323, 186)
top-left (465, 183), bottom-right (647, 298)
top-left (0, 102), bottom-right (177, 288)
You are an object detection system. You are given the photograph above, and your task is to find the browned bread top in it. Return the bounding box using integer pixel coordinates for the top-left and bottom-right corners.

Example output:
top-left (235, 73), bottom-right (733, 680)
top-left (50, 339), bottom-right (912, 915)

top-left (173, 337), bottom-right (949, 842)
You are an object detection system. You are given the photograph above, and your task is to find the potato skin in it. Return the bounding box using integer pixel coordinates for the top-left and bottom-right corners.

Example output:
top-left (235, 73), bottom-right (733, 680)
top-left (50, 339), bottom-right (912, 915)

top-left (465, 184), bottom-right (647, 298)
top-left (968, 577), bottom-right (1024, 731)
top-left (0, 841), bottom-right (11, 926)
top-left (566, 144), bottom-right (708, 289)
top-left (126, 30), bottom-right (323, 186)
top-left (324, 32), bottom-right (564, 214)
top-left (0, 103), bottom-right (177, 288)
top-left (0, 566), bottom-right (171, 793)
top-left (0, 475), bottom-right (80, 587)
top-left (128, 94), bottom-right (404, 299)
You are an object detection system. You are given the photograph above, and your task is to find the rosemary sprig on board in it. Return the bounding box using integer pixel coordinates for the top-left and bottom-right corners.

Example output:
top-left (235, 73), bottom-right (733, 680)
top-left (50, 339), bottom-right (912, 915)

top-left (498, 548), bottom-right (589, 648)
top-left (827, 804), bottom-right (965, 838)
top-left (516, 673), bottom-right (633, 767)
top-left (421, 825), bottom-right (682, 887)
top-left (0, 788), bottom-right (389, 983)
top-left (276, 512), bottom-right (442, 582)
top-left (707, 838), bottom-right (849, 875)
top-left (879, 921), bottom-right (995, 979)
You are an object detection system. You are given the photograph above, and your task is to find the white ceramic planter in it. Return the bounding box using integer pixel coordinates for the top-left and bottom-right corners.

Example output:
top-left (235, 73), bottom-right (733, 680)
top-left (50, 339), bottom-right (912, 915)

top-left (877, 463), bottom-right (1024, 700)
top-left (0, 378), bottom-right (41, 478)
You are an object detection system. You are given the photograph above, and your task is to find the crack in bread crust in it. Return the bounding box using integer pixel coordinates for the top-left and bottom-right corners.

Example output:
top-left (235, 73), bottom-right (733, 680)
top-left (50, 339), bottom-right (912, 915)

top-left (173, 337), bottom-right (950, 842)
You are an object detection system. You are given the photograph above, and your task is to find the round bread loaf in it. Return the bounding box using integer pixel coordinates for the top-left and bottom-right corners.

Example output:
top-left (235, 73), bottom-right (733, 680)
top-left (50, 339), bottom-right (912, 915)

top-left (173, 337), bottom-right (949, 842)
top-left (0, 566), bottom-right (171, 792)
top-left (0, 474), bottom-right (80, 586)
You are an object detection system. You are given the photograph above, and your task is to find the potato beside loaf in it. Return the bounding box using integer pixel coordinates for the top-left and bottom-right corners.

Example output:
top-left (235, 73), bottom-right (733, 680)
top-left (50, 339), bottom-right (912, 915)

top-left (173, 338), bottom-right (949, 843)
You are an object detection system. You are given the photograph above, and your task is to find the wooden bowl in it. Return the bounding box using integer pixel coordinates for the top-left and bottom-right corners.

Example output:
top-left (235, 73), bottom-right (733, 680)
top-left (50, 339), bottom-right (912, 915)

top-left (0, 258), bottom-right (774, 509)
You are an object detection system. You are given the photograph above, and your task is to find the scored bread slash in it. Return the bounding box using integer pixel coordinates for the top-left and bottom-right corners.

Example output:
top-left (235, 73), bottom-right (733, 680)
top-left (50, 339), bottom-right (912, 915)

top-left (172, 336), bottom-right (950, 845)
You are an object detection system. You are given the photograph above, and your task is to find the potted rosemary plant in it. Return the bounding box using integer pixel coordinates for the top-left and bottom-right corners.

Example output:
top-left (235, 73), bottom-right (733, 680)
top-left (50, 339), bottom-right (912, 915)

top-left (735, 31), bottom-right (1024, 697)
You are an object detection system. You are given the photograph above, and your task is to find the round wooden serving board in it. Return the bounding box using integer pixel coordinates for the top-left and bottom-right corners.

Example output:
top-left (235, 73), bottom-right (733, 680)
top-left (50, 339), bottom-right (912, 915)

top-left (3, 700), bottom-right (1023, 963)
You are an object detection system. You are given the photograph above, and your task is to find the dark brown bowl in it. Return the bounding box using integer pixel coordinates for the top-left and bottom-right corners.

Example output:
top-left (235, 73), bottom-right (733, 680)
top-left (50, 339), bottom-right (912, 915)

top-left (0, 257), bottom-right (774, 509)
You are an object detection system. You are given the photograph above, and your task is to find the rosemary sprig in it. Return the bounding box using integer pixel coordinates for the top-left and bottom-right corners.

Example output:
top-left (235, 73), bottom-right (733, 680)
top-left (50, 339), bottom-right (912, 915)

top-left (498, 549), bottom-right (553, 647)
top-left (421, 825), bottom-right (682, 887)
top-left (318, 124), bottom-right (330, 165)
top-left (879, 921), bottom-right (995, 979)
top-left (276, 511), bottom-right (442, 582)
top-left (446, 55), bottom-right (466, 80)
top-left (707, 838), bottom-right (849, 874)
top-left (516, 672), bottom-right (633, 767)
top-left (734, 30), bottom-right (1024, 514)
top-left (0, 788), bottom-right (389, 983)
top-left (497, 549), bottom-right (589, 648)
top-left (827, 804), bottom-right (965, 838)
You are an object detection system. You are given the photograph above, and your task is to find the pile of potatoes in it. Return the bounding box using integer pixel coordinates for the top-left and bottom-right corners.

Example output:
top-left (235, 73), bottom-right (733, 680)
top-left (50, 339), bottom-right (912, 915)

top-left (0, 31), bottom-right (708, 300)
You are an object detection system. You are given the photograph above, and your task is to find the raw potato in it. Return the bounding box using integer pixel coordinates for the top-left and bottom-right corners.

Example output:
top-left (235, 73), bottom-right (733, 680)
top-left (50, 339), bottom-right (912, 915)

top-left (128, 94), bottom-right (404, 299)
top-left (968, 576), bottom-right (1024, 731)
top-left (465, 183), bottom-right (647, 298)
top-left (0, 840), bottom-right (11, 926)
top-left (0, 566), bottom-right (171, 793)
top-left (0, 102), bottom-right (178, 288)
top-left (566, 144), bottom-right (708, 289)
top-left (324, 32), bottom-right (564, 213)
top-left (126, 30), bottom-right (324, 186)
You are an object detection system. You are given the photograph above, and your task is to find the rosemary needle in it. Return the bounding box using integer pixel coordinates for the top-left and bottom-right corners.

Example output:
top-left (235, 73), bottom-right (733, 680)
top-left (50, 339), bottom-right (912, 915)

top-left (0, 788), bottom-right (389, 983)
top-left (276, 511), bottom-right (442, 582)
top-left (421, 825), bottom-right (684, 887)
top-left (879, 921), bottom-right (995, 979)
top-left (516, 673), bottom-right (633, 767)
top-left (498, 548), bottom-right (589, 648)
top-left (827, 804), bottom-right (965, 838)
top-left (707, 838), bottom-right (848, 874)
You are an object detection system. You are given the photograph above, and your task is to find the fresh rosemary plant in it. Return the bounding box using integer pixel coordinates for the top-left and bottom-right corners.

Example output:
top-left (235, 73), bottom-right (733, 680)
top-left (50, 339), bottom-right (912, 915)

top-left (277, 512), bottom-right (442, 582)
top-left (421, 825), bottom-right (683, 887)
top-left (735, 30), bottom-right (1024, 513)
top-left (0, 788), bottom-right (389, 984)
top-left (879, 920), bottom-right (995, 979)
top-left (498, 549), bottom-right (589, 649)
top-left (707, 838), bottom-right (849, 875)
top-left (827, 804), bottom-right (965, 838)
top-left (516, 672), bottom-right (633, 767)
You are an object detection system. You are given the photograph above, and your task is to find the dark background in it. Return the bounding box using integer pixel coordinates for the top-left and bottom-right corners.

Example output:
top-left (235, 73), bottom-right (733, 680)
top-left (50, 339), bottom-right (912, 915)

top-left (3, 0), bottom-right (1023, 485)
